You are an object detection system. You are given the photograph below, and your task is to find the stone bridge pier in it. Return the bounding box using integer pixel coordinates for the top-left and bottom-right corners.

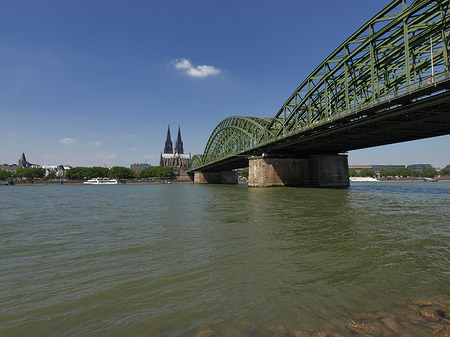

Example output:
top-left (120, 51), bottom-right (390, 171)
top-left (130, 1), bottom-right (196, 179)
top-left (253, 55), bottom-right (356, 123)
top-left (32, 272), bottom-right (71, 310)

top-left (193, 170), bottom-right (238, 184)
top-left (248, 154), bottom-right (349, 188)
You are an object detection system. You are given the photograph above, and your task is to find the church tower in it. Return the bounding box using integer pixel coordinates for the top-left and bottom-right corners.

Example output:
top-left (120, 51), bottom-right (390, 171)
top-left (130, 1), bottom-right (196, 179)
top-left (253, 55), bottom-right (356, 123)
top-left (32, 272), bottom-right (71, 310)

top-left (163, 125), bottom-right (173, 154)
top-left (174, 126), bottom-right (184, 155)
top-left (160, 125), bottom-right (191, 169)
top-left (18, 152), bottom-right (30, 168)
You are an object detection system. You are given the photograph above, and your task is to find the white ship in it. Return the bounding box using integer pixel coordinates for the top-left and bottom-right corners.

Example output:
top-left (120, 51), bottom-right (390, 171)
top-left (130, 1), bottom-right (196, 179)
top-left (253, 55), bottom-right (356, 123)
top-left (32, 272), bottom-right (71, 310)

top-left (350, 177), bottom-right (379, 182)
top-left (83, 178), bottom-right (118, 185)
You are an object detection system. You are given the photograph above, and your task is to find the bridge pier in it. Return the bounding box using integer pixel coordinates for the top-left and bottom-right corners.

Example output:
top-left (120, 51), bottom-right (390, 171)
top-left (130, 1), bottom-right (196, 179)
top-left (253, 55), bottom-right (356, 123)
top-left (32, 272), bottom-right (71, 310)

top-left (194, 171), bottom-right (238, 184)
top-left (248, 154), bottom-right (349, 188)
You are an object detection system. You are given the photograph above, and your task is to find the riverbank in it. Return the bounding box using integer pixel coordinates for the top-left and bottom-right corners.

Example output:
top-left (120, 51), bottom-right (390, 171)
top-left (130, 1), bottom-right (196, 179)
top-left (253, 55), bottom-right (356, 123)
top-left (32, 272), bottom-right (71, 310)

top-left (4, 178), bottom-right (194, 186)
top-left (5, 178), bottom-right (450, 186)
top-left (379, 177), bottom-right (450, 182)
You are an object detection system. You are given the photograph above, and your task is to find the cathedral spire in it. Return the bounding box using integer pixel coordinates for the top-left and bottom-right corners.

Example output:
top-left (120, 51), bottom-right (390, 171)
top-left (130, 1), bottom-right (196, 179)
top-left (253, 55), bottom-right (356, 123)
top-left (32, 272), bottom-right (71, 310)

top-left (164, 125), bottom-right (173, 154)
top-left (174, 125), bottom-right (184, 155)
top-left (19, 152), bottom-right (30, 168)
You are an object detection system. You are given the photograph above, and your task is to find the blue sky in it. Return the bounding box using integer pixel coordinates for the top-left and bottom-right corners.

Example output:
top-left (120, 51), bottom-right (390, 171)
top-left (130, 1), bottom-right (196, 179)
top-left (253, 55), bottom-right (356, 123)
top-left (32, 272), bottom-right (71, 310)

top-left (1, 0), bottom-right (449, 168)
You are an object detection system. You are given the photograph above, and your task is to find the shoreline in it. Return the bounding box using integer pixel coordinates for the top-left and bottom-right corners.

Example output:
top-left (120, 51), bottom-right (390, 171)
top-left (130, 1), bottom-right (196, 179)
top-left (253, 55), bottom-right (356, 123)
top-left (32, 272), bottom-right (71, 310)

top-left (2, 179), bottom-right (194, 186)
top-left (3, 177), bottom-right (450, 186)
top-left (378, 178), bottom-right (450, 182)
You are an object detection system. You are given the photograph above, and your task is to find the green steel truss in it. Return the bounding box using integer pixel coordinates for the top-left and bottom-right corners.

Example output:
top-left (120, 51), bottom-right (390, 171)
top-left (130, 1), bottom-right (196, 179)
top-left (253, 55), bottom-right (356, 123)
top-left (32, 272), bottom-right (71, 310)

top-left (190, 0), bottom-right (450, 171)
top-left (192, 117), bottom-right (273, 168)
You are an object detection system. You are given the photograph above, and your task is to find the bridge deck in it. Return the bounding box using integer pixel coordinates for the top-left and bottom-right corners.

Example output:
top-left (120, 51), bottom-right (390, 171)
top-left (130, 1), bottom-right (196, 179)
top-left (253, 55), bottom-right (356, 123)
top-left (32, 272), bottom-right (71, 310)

top-left (193, 78), bottom-right (450, 172)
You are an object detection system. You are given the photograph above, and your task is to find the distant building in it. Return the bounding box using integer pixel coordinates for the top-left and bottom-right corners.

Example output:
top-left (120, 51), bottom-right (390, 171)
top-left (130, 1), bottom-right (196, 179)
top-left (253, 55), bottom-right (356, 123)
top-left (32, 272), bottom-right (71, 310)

top-left (0, 164), bottom-right (19, 173)
top-left (41, 165), bottom-right (72, 176)
top-left (160, 125), bottom-right (191, 169)
top-left (371, 164), bottom-right (406, 173)
top-left (350, 164), bottom-right (434, 174)
top-left (130, 163), bottom-right (152, 174)
top-left (1, 153), bottom-right (42, 173)
top-left (17, 152), bottom-right (41, 169)
top-left (18, 152), bottom-right (31, 168)
top-left (350, 164), bottom-right (405, 173)
top-left (349, 165), bottom-right (373, 173)
top-left (407, 164), bottom-right (433, 171)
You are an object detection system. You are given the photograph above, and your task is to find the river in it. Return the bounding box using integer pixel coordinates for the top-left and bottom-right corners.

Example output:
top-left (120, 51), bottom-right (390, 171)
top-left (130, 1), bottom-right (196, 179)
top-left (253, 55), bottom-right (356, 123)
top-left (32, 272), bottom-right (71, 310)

top-left (1, 182), bottom-right (449, 336)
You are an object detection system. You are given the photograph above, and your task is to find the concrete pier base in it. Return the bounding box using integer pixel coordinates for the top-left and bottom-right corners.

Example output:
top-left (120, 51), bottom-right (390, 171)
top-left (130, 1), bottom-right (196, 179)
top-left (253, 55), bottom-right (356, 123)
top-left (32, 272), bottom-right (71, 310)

top-left (194, 171), bottom-right (238, 184)
top-left (248, 154), bottom-right (349, 188)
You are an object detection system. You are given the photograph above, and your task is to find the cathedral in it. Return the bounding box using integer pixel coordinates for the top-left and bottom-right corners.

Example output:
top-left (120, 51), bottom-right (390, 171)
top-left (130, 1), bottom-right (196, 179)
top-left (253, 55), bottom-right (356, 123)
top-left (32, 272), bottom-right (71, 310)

top-left (160, 126), bottom-right (191, 169)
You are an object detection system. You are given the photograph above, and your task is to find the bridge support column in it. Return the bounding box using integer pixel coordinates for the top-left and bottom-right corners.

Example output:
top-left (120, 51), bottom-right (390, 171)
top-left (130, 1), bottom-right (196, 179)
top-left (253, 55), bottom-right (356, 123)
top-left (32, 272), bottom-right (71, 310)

top-left (194, 171), bottom-right (238, 184)
top-left (248, 154), bottom-right (349, 188)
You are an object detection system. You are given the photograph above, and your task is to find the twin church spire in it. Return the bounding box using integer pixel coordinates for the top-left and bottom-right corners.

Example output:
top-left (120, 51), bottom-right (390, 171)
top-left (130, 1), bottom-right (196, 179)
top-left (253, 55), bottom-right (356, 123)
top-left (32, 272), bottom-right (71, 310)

top-left (160, 125), bottom-right (191, 169)
top-left (164, 125), bottom-right (184, 155)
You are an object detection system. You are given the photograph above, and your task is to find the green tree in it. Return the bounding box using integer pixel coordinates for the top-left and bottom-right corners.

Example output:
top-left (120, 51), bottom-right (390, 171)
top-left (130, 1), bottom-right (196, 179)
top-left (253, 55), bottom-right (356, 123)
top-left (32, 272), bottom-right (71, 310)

top-left (138, 168), bottom-right (153, 179)
top-left (394, 167), bottom-right (413, 177)
top-left (109, 166), bottom-right (136, 179)
top-left (360, 168), bottom-right (376, 177)
top-left (14, 167), bottom-right (45, 178)
top-left (439, 165), bottom-right (450, 176)
top-left (380, 169), bottom-right (395, 177)
top-left (139, 166), bottom-right (173, 179)
top-left (160, 167), bottom-right (174, 178)
top-left (66, 167), bottom-right (89, 180)
top-left (0, 169), bottom-right (12, 180)
top-left (421, 168), bottom-right (437, 178)
top-left (65, 167), bottom-right (111, 180)
top-left (89, 167), bottom-right (109, 178)
top-left (348, 168), bottom-right (358, 177)
top-left (240, 168), bottom-right (249, 177)
top-left (153, 166), bottom-right (173, 178)
top-left (411, 170), bottom-right (420, 177)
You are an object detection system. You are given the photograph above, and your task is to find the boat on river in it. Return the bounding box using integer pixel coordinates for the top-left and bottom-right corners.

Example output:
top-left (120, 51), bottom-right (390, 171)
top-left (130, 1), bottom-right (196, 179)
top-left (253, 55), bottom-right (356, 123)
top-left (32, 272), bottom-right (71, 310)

top-left (423, 177), bottom-right (438, 182)
top-left (350, 177), bottom-right (379, 182)
top-left (83, 178), bottom-right (118, 185)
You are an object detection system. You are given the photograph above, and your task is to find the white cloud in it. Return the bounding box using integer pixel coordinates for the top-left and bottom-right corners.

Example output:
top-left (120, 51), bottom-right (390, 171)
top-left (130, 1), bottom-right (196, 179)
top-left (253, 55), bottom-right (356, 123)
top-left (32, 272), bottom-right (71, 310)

top-left (89, 141), bottom-right (102, 147)
top-left (60, 137), bottom-right (76, 145)
top-left (173, 58), bottom-right (220, 78)
top-left (129, 147), bottom-right (139, 152)
top-left (174, 58), bottom-right (192, 70)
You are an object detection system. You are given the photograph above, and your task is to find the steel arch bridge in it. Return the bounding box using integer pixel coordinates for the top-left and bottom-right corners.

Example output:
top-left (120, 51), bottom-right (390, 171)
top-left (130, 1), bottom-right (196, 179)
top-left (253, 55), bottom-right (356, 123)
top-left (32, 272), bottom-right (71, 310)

top-left (189, 0), bottom-right (450, 172)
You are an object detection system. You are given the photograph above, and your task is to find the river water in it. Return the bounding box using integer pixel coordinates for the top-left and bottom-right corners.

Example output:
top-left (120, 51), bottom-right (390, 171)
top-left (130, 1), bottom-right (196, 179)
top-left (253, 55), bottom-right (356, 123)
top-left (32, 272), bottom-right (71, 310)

top-left (1, 182), bottom-right (449, 336)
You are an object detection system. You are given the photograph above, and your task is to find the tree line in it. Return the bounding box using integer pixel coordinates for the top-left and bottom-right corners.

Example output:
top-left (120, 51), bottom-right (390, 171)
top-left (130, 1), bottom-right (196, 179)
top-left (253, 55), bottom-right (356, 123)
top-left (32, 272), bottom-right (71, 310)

top-left (349, 165), bottom-right (450, 178)
top-left (0, 167), bottom-right (46, 179)
top-left (65, 166), bottom-right (174, 180)
top-left (0, 166), bottom-right (175, 180)
top-left (3, 165), bottom-right (450, 181)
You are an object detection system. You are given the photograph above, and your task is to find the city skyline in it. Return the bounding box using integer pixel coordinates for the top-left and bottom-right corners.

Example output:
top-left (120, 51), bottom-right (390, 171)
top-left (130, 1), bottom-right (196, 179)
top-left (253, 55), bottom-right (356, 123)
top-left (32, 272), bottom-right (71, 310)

top-left (1, 1), bottom-right (449, 168)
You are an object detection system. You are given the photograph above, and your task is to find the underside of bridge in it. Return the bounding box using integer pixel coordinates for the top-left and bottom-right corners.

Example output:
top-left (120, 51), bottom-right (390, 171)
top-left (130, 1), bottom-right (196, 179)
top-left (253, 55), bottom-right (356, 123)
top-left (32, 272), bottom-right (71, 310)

top-left (189, 0), bottom-right (450, 188)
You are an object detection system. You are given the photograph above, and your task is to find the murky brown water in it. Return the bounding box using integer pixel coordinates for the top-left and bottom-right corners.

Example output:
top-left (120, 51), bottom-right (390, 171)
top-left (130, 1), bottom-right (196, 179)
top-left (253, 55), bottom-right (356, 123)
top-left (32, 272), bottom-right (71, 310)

top-left (1, 182), bottom-right (449, 336)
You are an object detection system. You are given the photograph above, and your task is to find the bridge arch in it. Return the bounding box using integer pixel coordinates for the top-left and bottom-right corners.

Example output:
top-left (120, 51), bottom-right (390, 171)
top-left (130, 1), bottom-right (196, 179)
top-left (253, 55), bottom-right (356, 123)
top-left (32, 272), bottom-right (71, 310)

top-left (190, 0), bottom-right (450, 171)
top-left (201, 116), bottom-right (273, 165)
top-left (190, 154), bottom-right (204, 170)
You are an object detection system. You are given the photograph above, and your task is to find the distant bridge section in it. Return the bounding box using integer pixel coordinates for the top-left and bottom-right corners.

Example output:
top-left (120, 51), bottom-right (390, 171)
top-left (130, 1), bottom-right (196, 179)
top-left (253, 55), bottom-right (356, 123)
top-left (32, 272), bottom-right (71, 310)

top-left (189, 0), bottom-right (450, 187)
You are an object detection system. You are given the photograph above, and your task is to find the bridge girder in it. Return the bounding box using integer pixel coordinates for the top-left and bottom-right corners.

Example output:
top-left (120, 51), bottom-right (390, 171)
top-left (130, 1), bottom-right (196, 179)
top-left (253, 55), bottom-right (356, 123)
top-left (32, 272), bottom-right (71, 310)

top-left (190, 0), bottom-right (450, 172)
top-left (268, 0), bottom-right (450, 137)
top-left (190, 116), bottom-right (273, 170)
